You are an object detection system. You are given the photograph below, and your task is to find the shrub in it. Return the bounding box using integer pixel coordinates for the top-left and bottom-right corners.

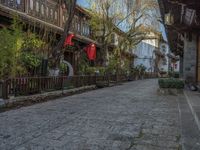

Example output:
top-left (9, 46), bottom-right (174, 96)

top-left (59, 62), bottom-right (68, 75)
top-left (85, 67), bottom-right (106, 75)
top-left (158, 78), bottom-right (184, 89)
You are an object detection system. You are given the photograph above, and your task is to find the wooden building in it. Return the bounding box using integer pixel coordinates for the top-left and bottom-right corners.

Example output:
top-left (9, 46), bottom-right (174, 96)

top-left (0, 0), bottom-right (100, 74)
top-left (158, 0), bottom-right (200, 84)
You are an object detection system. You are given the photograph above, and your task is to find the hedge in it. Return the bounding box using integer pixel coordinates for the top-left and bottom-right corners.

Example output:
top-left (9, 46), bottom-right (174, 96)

top-left (158, 78), bottom-right (184, 89)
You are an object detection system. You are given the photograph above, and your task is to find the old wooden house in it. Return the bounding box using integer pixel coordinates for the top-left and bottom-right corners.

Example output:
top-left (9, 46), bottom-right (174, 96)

top-left (0, 0), bottom-right (100, 74)
top-left (158, 0), bottom-right (200, 84)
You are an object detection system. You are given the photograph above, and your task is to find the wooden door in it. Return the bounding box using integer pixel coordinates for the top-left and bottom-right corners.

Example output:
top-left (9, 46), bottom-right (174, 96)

top-left (197, 36), bottom-right (200, 83)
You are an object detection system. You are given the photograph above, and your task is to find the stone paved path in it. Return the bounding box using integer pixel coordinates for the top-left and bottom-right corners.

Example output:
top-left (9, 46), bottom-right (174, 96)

top-left (0, 79), bottom-right (182, 150)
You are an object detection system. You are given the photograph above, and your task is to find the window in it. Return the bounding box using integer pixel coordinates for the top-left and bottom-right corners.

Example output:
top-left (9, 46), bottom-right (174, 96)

top-left (63, 15), bottom-right (65, 22)
top-left (46, 7), bottom-right (49, 17)
top-left (30, 0), bottom-right (33, 10)
top-left (162, 60), bottom-right (167, 65)
top-left (1, 0), bottom-right (6, 5)
top-left (162, 45), bottom-right (166, 53)
top-left (41, 5), bottom-right (44, 15)
top-left (86, 25), bottom-right (90, 35)
top-left (16, 0), bottom-right (21, 5)
top-left (82, 24), bottom-right (86, 35)
top-left (36, 2), bottom-right (39, 12)
top-left (50, 9), bottom-right (53, 18)
top-left (74, 16), bottom-right (78, 31)
top-left (77, 23), bottom-right (80, 32)
top-left (9, 0), bottom-right (14, 7)
top-left (55, 11), bottom-right (58, 20)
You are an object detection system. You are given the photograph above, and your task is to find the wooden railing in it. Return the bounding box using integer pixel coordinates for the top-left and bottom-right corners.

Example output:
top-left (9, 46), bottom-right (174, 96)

top-left (0, 73), bottom-right (157, 99)
top-left (0, 0), bottom-right (25, 12)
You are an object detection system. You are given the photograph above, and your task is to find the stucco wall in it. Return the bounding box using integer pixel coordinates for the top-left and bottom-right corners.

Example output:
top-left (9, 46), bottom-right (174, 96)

top-left (133, 41), bottom-right (155, 72)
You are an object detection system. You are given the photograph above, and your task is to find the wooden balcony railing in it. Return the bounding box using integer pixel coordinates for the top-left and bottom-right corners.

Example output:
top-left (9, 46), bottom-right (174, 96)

top-left (26, 0), bottom-right (60, 26)
top-left (0, 0), bottom-right (25, 12)
top-left (0, 0), bottom-right (92, 39)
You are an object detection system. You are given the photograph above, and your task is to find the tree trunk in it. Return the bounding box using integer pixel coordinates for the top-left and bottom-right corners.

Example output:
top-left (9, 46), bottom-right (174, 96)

top-left (51, 0), bottom-right (77, 68)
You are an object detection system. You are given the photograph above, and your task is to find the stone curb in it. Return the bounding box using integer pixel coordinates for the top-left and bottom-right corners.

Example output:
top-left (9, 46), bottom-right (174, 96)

top-left (0, 85), bottom-right (96, 110)
top-left (157, 88), bottom-right (183, 95)
top-left (184, 91), bottom-right (200, 132)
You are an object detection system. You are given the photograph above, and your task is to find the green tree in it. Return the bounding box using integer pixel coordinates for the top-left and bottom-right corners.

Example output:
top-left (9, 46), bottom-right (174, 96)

top-left (0, 19), bottom-right (24, 78)
top-left (0, 19), bottom-right (46, 78)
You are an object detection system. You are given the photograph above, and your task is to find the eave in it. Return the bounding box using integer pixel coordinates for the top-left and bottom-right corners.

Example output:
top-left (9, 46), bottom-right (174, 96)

top-left (0, 4), bottom-right (101, 47)
top-left (158, 0), bottom-right (200, 56)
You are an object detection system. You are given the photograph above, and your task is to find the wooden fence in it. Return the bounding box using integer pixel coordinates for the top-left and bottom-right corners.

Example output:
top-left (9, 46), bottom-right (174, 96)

top-left (0, 73), bottom-right (157, 99)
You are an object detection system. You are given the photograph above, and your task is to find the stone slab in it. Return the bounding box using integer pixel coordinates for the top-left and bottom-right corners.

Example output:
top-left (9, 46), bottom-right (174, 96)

top-left (0, 79), bottom-right (183, 150)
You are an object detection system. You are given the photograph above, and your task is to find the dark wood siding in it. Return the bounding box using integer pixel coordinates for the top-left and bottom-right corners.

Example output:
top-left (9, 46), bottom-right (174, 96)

top-left (0, 0), bottom-right (92, 39)
top-left (0, 0), bottom-right (25, 12)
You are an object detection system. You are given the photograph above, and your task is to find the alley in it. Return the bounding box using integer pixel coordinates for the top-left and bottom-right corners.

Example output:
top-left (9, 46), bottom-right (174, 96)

top-left (0, 79), bottom-right (181, 150)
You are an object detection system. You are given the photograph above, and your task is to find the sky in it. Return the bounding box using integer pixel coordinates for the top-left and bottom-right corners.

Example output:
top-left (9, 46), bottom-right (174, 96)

top-left (77, 0), bottom-right (89, 7)
top-left (77, 0), bottom-right (167, 41)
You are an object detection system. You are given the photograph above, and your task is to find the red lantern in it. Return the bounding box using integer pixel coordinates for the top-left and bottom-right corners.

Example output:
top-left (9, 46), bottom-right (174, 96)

top-left (84, 43), bottom-right (96, 60)
top-left (64, 34), bottom-right (75, 47)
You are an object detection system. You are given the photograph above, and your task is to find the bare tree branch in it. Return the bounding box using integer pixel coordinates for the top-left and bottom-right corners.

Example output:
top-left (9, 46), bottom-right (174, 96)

top-left (51, 0), bottom-right (77, 67)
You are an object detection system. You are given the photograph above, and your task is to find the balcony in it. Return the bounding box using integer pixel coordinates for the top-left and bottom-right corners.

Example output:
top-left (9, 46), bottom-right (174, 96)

top-left (0, 0), bottom-right (25, 12)
top-left (27, 0), bottom-right (60, 26)
top-left (0, 0), bottom-right (94, 41)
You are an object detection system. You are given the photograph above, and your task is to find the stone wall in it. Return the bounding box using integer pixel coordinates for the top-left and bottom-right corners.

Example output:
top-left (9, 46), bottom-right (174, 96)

top-left (183, 33), bottom-right (197, 83)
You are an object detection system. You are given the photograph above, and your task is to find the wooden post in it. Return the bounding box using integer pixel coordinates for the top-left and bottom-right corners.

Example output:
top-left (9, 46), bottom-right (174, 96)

top-left (95, 74), bottom-right (97, 85)
top-left (2, 80), bottom-right (8, 99)
top-left (38, 77), bottom-right (42, 94)
top-left (108, 74), bottom-right (110, 86)
top-left (61, 76), bottom-right (64, 94)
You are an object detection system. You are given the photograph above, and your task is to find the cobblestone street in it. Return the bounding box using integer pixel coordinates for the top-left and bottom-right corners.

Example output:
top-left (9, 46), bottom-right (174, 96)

top-left (0, 79), bottom-right (182, 150)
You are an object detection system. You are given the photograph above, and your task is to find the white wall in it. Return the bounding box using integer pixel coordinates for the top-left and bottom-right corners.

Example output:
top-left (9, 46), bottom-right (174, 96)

top-left (133, 39), bottom-right (156, 72)
top-left (133, 35), bottom-right (171, 73)
top-left (159, 43), bottom-right (170, 72)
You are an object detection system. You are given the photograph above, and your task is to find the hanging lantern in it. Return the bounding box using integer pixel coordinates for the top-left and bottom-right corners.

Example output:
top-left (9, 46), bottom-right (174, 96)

top-left (64, 34), bottom-right (75, 47)
top-left (84, 43), bottom-right (96, 60)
